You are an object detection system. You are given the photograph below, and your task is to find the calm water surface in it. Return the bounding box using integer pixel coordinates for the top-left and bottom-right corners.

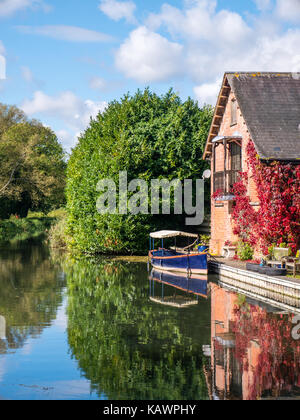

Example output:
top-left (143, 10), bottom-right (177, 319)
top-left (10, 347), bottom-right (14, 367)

top-left (0, 243), bottom-right (299, 400)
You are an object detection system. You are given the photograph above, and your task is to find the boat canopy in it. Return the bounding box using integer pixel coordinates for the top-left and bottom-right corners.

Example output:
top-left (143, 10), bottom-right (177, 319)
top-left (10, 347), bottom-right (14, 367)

top-left (150, 230), bottom-right (198, 239)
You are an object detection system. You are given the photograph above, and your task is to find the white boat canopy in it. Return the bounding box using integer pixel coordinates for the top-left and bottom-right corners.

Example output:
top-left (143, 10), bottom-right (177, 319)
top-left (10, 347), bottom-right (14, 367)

top-left (150, 230), bottom-right (198, 239)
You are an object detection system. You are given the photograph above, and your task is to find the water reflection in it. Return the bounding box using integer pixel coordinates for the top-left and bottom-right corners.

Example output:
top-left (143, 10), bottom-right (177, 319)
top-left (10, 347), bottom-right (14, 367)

top-left (65, 258), bottom-right (211, 400)
top-left (1, 243), bottom-right (300, 400)
top-left (0, 244), bottom-right (65, 354)
top-left (205, 283), bottom-right (300, 400)
top-left (0, 316), bottom-right (5, 340)
top-left (149, 269), bottom-right (208, 308)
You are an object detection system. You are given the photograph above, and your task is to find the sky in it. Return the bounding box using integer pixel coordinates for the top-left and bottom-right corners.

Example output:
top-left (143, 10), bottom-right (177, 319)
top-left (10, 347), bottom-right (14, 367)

top-left (0, 0), bottom-right (299, 151)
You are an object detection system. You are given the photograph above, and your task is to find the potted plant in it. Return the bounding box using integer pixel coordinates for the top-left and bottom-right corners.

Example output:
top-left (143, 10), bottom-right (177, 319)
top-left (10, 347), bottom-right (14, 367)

top-left (197, 235), bottom-right (210, 253)
top-left (222, 240), bottom-right (237, 259)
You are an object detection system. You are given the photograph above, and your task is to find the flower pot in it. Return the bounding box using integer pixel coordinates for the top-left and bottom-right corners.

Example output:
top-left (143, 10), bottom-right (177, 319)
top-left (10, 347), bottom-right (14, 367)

top-left (222, 246), bottom-right (236, 259)
top-left (198, 245), bottom-right (209, 253)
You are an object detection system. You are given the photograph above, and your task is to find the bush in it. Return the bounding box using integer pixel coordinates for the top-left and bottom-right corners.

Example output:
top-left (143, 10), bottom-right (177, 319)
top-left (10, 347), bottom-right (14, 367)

top-left (66, 89), bottom-right (213, 255)
top-left (48, 216), bottom-right (69, 249)
top-left (237, 241), bottom-right (254, 261)
top-left (47, 208), bottom-right (67, 220)
top-left (27, 210), bottom-right (46, 219)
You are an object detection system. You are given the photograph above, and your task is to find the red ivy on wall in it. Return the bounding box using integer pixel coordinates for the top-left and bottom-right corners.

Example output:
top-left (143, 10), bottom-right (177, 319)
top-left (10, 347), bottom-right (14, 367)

top-left (231, 141), bottom-right (300, 255)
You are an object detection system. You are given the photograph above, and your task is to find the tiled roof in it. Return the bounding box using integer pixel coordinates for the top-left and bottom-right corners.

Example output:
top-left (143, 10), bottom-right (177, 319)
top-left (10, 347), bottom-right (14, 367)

top-left (227, 72), bottom-right (300, 161)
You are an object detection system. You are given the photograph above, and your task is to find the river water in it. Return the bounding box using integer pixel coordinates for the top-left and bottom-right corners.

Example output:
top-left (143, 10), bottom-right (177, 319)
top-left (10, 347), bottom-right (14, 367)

top-left (0, 243), bottom-right (299, 400)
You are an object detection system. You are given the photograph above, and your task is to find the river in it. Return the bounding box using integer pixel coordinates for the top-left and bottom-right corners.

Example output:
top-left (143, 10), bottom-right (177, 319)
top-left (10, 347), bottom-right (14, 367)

top-left (0, 243), bottom-right (299, 400)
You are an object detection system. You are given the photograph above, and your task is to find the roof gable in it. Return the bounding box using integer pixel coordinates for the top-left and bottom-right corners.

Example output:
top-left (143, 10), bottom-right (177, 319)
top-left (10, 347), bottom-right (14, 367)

top-left (203, 72), bottom-right (300, 162)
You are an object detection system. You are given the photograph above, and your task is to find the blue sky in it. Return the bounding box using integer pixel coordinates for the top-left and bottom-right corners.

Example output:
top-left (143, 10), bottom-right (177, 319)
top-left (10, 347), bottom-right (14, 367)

top-left (0, 0), bottom-right (299, 151)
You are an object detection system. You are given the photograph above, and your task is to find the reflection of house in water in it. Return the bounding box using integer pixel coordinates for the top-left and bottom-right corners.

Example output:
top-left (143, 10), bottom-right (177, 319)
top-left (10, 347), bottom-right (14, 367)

top-left (0, 316), bottom-right (5, 340)
top-left (149, 269), bottom-right (208, 308)
top-left (204, 284), bottom-right (300, 400)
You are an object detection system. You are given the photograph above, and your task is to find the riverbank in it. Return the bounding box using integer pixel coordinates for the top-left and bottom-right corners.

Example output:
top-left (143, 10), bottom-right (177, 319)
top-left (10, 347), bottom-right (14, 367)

top-left (0, 216), bottom-right (55, 244)
top-left (209, 258), bottom-right (300, 312)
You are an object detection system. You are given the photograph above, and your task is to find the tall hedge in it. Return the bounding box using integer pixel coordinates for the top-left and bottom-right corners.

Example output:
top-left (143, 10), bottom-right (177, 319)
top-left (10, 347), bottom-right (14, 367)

top-left (66, 89), bottom-right (213, 254)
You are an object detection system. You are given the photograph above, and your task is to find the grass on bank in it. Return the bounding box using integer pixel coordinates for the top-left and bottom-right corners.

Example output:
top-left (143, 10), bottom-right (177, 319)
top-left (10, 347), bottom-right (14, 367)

top-left (0, 209), bottom-right (67, 245)
top-left (47, 215), bottom-right (68, 249)
top-left (287, 274), bottom-right (300, 280)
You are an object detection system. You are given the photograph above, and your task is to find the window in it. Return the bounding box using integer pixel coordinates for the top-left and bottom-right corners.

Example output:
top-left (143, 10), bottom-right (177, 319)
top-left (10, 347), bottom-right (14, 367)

top-left (229, 142), bottom-right (242, 188)
top-left (213, 140), bottom-right (242, 198)
top-left (230, 142), bottom-right (242, 171)
top-left (231, 100), bottom-right (237, 126)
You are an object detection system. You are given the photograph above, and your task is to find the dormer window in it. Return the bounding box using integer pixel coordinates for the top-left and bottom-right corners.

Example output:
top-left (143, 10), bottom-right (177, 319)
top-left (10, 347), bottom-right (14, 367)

top-left (231, 99), bottom-right (237, 126)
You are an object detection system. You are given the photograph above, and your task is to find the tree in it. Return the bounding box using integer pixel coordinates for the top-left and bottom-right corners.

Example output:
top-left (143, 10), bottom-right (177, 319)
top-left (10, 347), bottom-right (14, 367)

top-left (0, 103), bottom-right (27, 137)
top-left (67, 89), bottom-right (213, 254)
top-left (0, 104), bottom-right (67, 218)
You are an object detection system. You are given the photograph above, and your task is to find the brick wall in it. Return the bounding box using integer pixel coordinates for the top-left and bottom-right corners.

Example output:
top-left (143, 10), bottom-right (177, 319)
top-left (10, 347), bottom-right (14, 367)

top-left (210, 90), bottom-right (260, 255)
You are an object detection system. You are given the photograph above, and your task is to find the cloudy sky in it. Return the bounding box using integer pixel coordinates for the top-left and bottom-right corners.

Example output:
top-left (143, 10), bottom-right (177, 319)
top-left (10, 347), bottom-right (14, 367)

top-left (0, 0), bottom-right (299, 150)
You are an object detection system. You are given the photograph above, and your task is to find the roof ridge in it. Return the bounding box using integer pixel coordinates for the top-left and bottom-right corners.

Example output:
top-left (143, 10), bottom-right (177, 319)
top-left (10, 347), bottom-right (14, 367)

top-left (226, 72), bottom-right (300, 77)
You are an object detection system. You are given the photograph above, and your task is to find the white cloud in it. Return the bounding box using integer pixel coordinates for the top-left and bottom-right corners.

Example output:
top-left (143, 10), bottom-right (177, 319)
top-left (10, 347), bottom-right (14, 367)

top-left (194, 78), bottom-right (222, 107)
top-left (139, 0), bottom-right (300, 106)
top-left (275, 0), bottom-right (300, 22)
top-left (254, 0), bottom-right (273, 11)
top-left (89, 76), bottom-right (107, 91)
top-left (56, 129), bottom-right (76, 152)
top-left (21, 66), bottom-right (34, 83)
top-left (115, 26), bottom-right (184, 82)
top-left (17, 25), bottom-right (114, 43)
top-left (21, 91), bottom-right (107, 149)
top-left (99, 0), bottom-right (136, 23)
top-left (20, 65), bottom-right (43, 87)
top-left (0, 0), bottom-right (50, 17)
top-left (0, 41), bottom-right (5, 55)
top-left (0, 41), bottom-right (6, 80)
top-left (146, 0), bottom-right (251, 44)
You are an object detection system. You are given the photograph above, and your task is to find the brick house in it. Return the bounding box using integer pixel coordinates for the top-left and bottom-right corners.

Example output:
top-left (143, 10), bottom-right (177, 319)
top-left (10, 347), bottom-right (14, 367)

top-left (203, 72), bottom-right (300, 256)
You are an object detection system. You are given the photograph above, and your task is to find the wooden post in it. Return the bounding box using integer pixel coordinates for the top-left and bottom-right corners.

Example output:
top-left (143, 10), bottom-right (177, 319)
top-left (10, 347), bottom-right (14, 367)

top-left (223, 139), bottom-right (227, 194)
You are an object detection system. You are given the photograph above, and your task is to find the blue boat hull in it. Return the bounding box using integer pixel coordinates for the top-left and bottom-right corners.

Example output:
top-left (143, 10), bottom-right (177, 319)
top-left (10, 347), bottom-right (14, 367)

top-left (149, 249), bottom-right (208, 275)
top-left (150, 269), bottom-right (208, 298)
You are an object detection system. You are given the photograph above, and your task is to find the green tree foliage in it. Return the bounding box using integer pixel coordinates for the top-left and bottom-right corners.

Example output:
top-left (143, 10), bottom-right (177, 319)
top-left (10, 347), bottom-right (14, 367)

top-left (0, 104), bottom-right (66, 218)
top-left (67, 89), bottom-right (213, 254)
top-left (64, 256), bottom-right (210, 400)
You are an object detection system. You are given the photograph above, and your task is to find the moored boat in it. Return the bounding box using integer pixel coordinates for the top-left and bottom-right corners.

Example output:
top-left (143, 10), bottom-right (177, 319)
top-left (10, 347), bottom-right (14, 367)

top-left (149, 231), bottom-right (208, 275)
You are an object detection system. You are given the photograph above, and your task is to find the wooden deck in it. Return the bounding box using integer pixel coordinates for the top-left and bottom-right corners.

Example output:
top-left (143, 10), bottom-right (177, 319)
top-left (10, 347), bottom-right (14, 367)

top-left (212, 257), bottom-right (300, 284)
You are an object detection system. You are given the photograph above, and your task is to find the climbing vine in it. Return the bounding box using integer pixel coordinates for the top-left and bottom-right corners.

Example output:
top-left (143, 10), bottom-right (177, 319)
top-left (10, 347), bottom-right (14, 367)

top-left (231, 140), bottom-right (300, 255)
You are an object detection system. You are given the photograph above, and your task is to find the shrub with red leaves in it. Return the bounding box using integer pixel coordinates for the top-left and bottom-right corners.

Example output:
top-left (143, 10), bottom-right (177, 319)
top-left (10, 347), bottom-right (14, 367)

top-left (231, 141), bottom-right (300, 255)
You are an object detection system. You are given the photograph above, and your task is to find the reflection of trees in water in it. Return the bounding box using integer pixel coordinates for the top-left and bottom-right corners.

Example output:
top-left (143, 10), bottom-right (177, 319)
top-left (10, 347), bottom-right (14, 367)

top-left (0, 244), bottom-right (65, 353)
top-left (65, 257), bottom-right (210, 400)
